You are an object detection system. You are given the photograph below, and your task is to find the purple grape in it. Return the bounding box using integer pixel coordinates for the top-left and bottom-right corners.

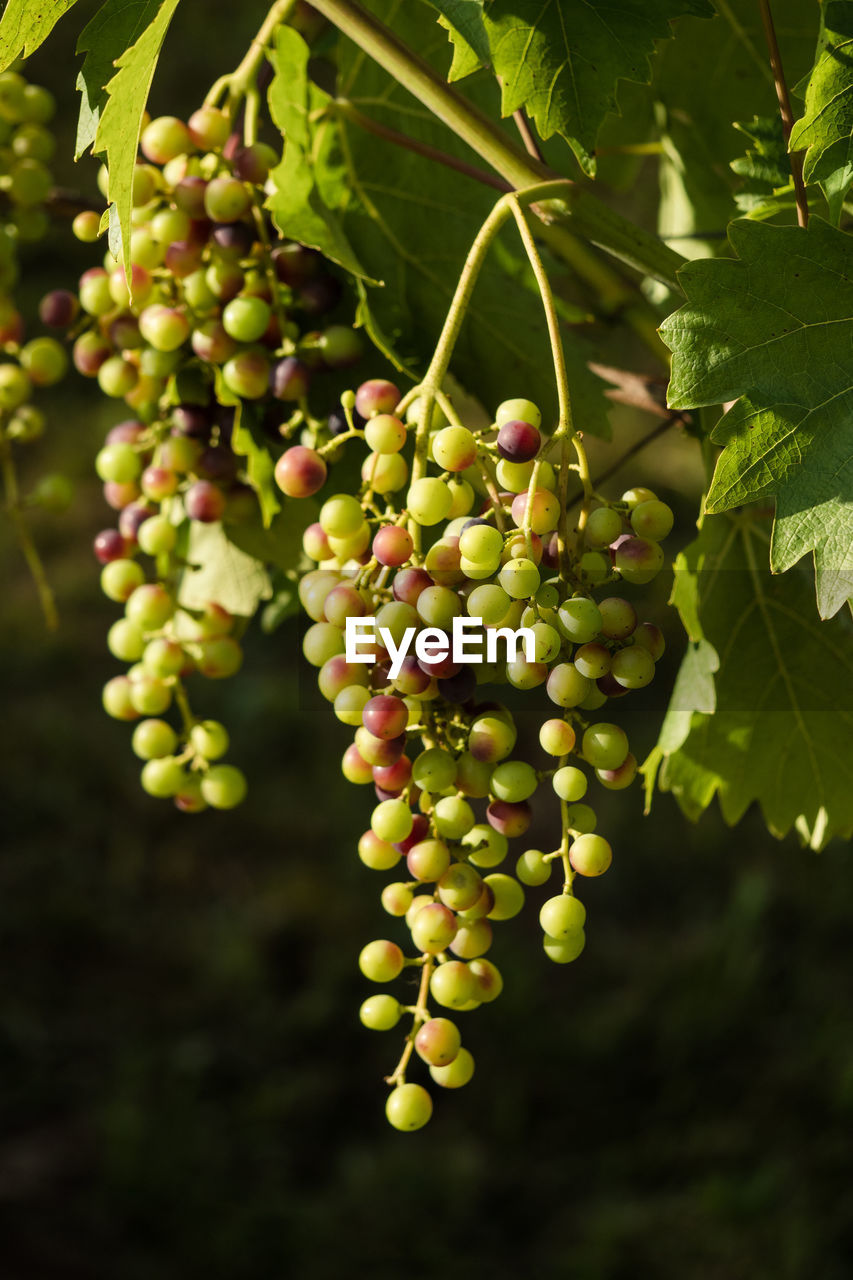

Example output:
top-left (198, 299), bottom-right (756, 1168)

top-left (496, 418), bottom-right (541, 462)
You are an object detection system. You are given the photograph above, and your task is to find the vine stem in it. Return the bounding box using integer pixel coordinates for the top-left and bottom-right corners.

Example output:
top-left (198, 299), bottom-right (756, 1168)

top-left (1, 437), bottom-right (58, 631)
top-left (386, 954), bottom-right (433, 1087)
top-left (208, 0), bottom-right (298, 109)
top-left (758, 0), bottom-right (808, 228)
top-left (306, 0), bottom-right (684, 291)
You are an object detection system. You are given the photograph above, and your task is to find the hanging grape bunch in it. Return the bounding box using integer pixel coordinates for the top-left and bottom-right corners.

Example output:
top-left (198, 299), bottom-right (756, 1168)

top-left (1, 64), bottom-right (73, 628)
top-left (66, 102), bottom-right (364, 811)
top-left (274, 185), bottom-right (674, 1130)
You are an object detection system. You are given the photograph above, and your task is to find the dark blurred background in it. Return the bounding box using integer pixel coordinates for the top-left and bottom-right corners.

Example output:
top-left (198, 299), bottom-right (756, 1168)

top-left (1, 5), bottom-right (852, 1278)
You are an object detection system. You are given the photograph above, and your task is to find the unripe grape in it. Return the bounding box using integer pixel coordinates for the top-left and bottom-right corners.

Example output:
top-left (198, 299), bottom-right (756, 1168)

top-left (546, 663), bottom-right (591, 708)
top-left (569, 833), bottom-right (612, 876)
top-left (102, 675), bottom-right (139, 720)
top-left (373, 524), bottom-right (413, 568)
top-left (484, 873), bottom-right (524, 920)
top-left (342, 744), bottom-right (373, 785)
top-left (411, 747), bottom-right (457, 793)
top-left (199, 764), bottom-right (246, 809)
top-left (381, 882), bottom-right (413, 916)
top-left (598, 596), bottom-right (637, 640)
top-left (433, 795), bottom-right (475, 840)
top-left (510, 489), bottom-right (559, 535)
top-left (582, 722), bottom-right (629, 770)
top-left (614, 536), bottom-right (664, 585)
top-left (573, 643), bottom-right (611, 680)
top-left (137, 515), bottom-right (177, 557)
top-left (539, 718), bottom-right (576, 756)
top-left (97, 356), bottom-right (138, 398)
top-left (222, 295), bottom-right (271, 343)
top-left (222, 349), bottom-right (270, 399)
top-left (334, 685), bottom-right (371, 726)
top-left (320, 493), bottom-right (363, 537)
top-left (190, 720), bottom-right (229, 760)
top-left (634, 622), bottom-right (665, 661)
top-left (125, 583), bottom-right (175, 630)
top-left (543, 931), bottom-right (586, 964)
top-left (584, 505), bottom-right (623, 547)
top-left (0, 363), bottom-right (31, 411)
top-left (495, 458), bottom-right (534, 493)
top-left (468, 714), bottom-right (516, 763)
top-left (611, 646), bottom-right (656, 689)
top-left (139, 304), bottom-right (190, 352)
top-left (631, 499), bottom-right (674, 541)
top-left (496, 398), bottom-right (541, 428)
top-left (132, 718), bottom-right (178, 760)
top-left (539, 894), bottom-right (586, 938)
top-left (415, 1018), bottom-right (461, 1067)
top-left (358, 830), bottom-right (400, 871)
top-left (622, 486), bottom-right (657, 509)
top-left (516, 848), bottom-right (552, 886)
top-left (140, 756), bottom-right (185, 798)
top-left (490, 759), bottom-right (537, 803)
top-left (430, 1046), bottom-right (474, 1088)
top-left (596, 752), bottom-right (638, 790)
top-left (362, 694), bottom-right (409, 741)
top-left (359, 939), bottom-right (404, 983)
top-left (432, 425), bottom-right (477, 472)
top-left (429, 960), bottom-right (475, 1009)
top-left (459, 522), bottom-right (502, 566)
top-left (410, 902), bottom-right (457, 952)
top-left (361, 452), bottom-right (408, 494)
top-left (386, 1082), bottom-right (432, 1130)
top-left (187, 105), bottom-right (230, 150)
top-left (498, 557), bottom-right (540, 599)
top-left (364, 413), bottom-right (406, 453)
top-left (486, 799), bottom-right (531, 839)
top-left (204, 176), bottom-right (250, 222)
top-left (552, 765), bottom-right (587, 802)
top-left (371, 799), bottom-right (413, 843)
top-left (101, 558), bottom-right (145, 602)
top-left (185, 480), bottom-right (226, 523)
top-left (30, 473), bottom-right (73, 512)
top-left (354, 378), bottom-right (399, 418)
top-left (359, 993), bottom-right (402, 1031)
top-left (407, 477), bottom-right (452, 526)
top-left (142, 637), bottom-right (184, 678)
top-left (72, 209), bottom-right (101, 242)
top-left (140, 115), bottom-right (192, 163)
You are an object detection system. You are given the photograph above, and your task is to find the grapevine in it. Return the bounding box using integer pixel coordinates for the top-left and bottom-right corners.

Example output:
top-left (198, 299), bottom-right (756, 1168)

top-left (1, 0), bottom-right (851, 1150)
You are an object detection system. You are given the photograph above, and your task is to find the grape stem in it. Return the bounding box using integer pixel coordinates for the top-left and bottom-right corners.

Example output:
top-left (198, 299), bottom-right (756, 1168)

top-left (758, 0), bottom-right (808, 228)
top-left (205, 0), bottom-right (298, 110)
top-left (386, 954), bottom-right (433, 1087)
top-left (0, 435), bottom-right (58, 631)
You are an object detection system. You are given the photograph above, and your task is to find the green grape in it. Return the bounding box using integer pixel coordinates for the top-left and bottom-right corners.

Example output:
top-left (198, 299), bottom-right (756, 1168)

top-left (449, 917), bottom-right (492, 959)
top-left (557, 597), bottom-right (602, 644)
top-left (334, 685), bottom-right (371, 726)
top-left (596, 753), bottom-right (638, 790)
top-left (359, 994), bottom-right (402, 1031)
top-left (430, 1046), bottom-right (474, 1088)
top-left (437, 862), bottom-right (483, 911)
top-left (543, 931), bottom-right (586, 964)
top-left (320, 493), bottom-right (363, 538)
top-left (516, 848), bottom-right (552, 887)
top-left (539, 718), bottom-right (576, 756)
top-left (101, 559), bottom-right (145, 603)
top-left (358, 831), bottom-right (400, 871)
top-left (137, 515), bottom-right (177, 556)
top-left (498, 557), bottom-right (540, 599)
top-left (456, 751), bottom-right (493, 798)
top-left (200, 764), bottom-right (247, 809)
top-left (430, 960), bottom-right (476, 1009)
top-left (142, 637), bottom-right (184, 678)
top-left (467, 583), bottom-right (511, 625)
top-left (359, 939), bottom-right (404, 983)
top-left (385, 1082), bottom-right (433, 1130)
top-left (411, 748), bottom-right (457, 793)
top-left (132, 718), bottom-right (178, 760)
top-left (371, 799), bottom-right (414, 843)
top-left (410, 902), bottom-right (457, 952)
top-left (129, 673), bottom-right (172, 716)
top-left (552, 766), bottom-right (587, 802)
top-left (433, 795), bottom-right (475, 839)
top-left (407, 840), bottom-right (451, 883)
top-left (222, 295), bottom-right (271, 343)
top-left (530, 622), bottom-right (561, 663)
top-left (495, 458), bottom-right (534, 493)
top-left (495, 397), bottom-right (541, 429)
top-left (565, 802), bottom-right (596, 833)
top-left (546, 663), bottom-right (591, 708)
top-left (107, 618), bottom-right (145, 662)
top-left (621, 486), bottom-right (657, 509)
top-left (96, 442), bottom-right (142, 484)
top-left (584, 505), bottom-right (623, 547)
top-left (432, 425), bottom-right (477, 472)
top-left (539, 894), bottom-right (586, 937)
top-left (582, 723), bottom-right (629, 770)
top-left (416, 584), bottom-right (461, 628)
top-left (611, 646), bottom-right (656, 689)
top-left (406, 477), bottom-right (452, 526)
top-left (415, 1017), bottom-right (461, 1066)
top-left (484, 873), bottom-right (525, 920)
top-left (102, 675), bottom-right (139, 721)
top-left (462, 823), bottom-right (507, 868)
top-left (140, 756), bottom-right (184, 798)
top-left (569, 833), bottom-right (612, 876)
top-left (459, 522), bottom-right (503, 566)
top-left (381, 882), bottom-right (413, 915)
top-left (490, 760), bottom-right (537, 803)
top-left (190, 720), bottom-right (229, 760)
top-left (573, 643), bottom-right (611, 680)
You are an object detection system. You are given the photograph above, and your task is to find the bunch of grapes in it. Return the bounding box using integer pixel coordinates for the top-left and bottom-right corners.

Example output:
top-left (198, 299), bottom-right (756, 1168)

top-left (1, 65), bottom-right (73, 568)
top-left (277, 377), bottom-right (673, 1129)
top-left (60, 105), bottom-right (367, 805)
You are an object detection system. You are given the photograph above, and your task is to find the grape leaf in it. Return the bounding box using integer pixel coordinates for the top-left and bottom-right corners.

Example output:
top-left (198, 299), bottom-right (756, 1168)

top-left (92, 0), bottom-right (181, 280)
top-left (652, 0), bottom-right (815, 255)
top-left (230, 401), bottom-right (281, 530)
top-left (789, 1), bottom-right (853, 225)
top-left (661, 217), bottom-right (853, 618)
top-left (643, 514), bottom-right (853, 851)
top-left (730, 115), bottom-right (796, 218)
top-left (331, 0), bottom-right (611, 430)
top-left (0, 0), bottom-right (79, 70)
top-left (178, 521), bottom-right (271, 618)
top-left (479, 0), bottom-right (715, 176)
top-left (224, 499), bottom-right (318, 572)
top-left (75, 0), bottom-right (162, 160)
top-left (423, 0), bottom-right (488, 79)
top-left (266, 26), bottom-right (371, 281)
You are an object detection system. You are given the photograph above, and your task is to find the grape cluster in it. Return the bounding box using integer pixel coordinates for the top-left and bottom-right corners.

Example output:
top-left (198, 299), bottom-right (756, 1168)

top-left (1, 66), bottom-right (73, 542)
top-left (65, 106), bottom-right (367, 801)
top-left (278, 378), bottom-right (672, 1129)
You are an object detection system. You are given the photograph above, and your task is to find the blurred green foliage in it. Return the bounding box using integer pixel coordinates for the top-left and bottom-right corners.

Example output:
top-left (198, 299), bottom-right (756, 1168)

top-left (1, 5), bottom-right (851, 1278)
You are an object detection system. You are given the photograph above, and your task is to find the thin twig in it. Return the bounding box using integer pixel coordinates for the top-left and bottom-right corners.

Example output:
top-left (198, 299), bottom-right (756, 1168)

top-left (332, 99), bottom-right (510, 193)
top-left (758, 0), bottom-right (808, 228)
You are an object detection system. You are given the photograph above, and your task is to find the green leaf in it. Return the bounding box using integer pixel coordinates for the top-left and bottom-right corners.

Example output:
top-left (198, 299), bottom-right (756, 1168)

top-left (643, 514), bottom-right (853, 851)
top-left (75, 0), bottom-right (162, 160)
top-left (230, 400), bottom-right (281, 530)
top-left (652, 0), bottom-right (816, 255)
top-left (423, 0), bottom-right (488, 79)
top-left (266, 26), bottom-right (372, 280)
top-left (178, 521), bottom-right (271, 618)
top-left (661, 217), bottom-right (853, 618)
top-left (0, 0), bottom-right (79, 70)
top-left (92, 0), bottom-right (181, 280)
top-left (789, 1), bottom-right (853, 224)
top-left (225, 499), bottom-right (318, 572)
top-left (332, 0), bottom-right (611, 427)
top-left (730, 114), bottom-right (796, 217)
top-left (480, 0), bottom-right (714, 176)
